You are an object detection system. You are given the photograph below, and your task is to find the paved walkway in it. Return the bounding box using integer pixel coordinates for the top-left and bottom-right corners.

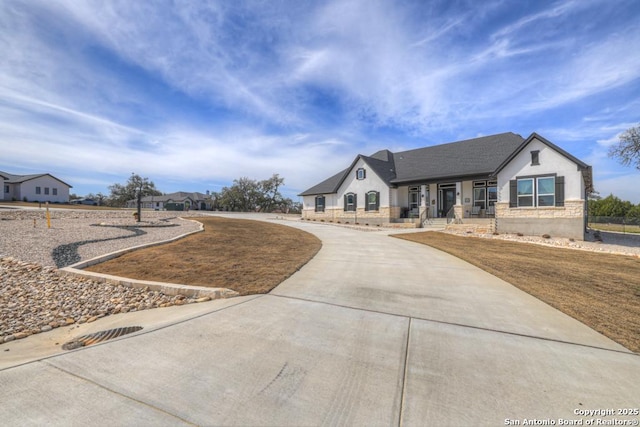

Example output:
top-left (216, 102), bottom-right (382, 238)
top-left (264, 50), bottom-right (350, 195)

top-left (1, 214), bottom-right (638, 426)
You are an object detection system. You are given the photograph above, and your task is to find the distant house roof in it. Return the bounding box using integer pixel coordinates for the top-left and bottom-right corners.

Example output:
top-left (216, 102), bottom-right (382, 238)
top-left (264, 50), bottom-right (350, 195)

top-left (0, 171), bottom-right (72, 188)
top-left (136, 191), bottom-right (209, 203)
top-left (299, 132), bottom-right (524, 196)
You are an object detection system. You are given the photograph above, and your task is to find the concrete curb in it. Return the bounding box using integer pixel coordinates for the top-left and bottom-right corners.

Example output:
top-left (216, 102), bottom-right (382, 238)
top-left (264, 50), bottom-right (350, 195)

top-left (59, 217), bottom-right (239, 299)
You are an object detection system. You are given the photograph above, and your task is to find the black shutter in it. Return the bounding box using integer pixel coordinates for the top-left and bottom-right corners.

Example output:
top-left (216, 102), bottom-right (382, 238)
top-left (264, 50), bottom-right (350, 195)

top-left (375, 191), bottom-right (380, 210)
top-left (509, 180), bottom-right (517, 207)
top-left (555, 176), bottom-right (565, 207)
top-left (363, 169), bottom-right (366, 179)
top-left (314, 196), bottom-right (318, 212)
top-left (365, 193), bottom-right (369, 211)
top-left (343, 194), bottom-right (347, 211)
top-left (353, 194), bottom-right (357, 210)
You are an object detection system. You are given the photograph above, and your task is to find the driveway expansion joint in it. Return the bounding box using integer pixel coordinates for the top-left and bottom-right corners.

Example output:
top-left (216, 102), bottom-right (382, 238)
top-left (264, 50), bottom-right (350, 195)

top-left (269, 294), bottom-right (638, 356)
top-left (44, 362), bottom-right (198, 426)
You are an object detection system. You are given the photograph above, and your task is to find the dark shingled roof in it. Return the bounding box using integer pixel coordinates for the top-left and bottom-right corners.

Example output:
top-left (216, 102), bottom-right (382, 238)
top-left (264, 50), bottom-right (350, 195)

top-left (0, 171), bottom-right (73, 188)
top-left (390, 132), bottom-right (524, 183)
top-left (299, 132), bottom-right (524, 196)
top-left (298, 168), bottom-right (350, 196)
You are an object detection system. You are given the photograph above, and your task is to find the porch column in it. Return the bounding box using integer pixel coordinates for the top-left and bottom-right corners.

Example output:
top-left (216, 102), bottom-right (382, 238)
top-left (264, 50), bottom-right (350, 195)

top-left (419, 184), bottom-right (428, 219)
top-left (454, 182), bottom-right (464, 221)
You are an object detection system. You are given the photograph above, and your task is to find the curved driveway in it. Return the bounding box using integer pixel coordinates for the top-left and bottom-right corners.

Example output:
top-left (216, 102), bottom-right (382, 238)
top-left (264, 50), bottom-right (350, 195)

top-left (1, 215), bottom-right (638, 426)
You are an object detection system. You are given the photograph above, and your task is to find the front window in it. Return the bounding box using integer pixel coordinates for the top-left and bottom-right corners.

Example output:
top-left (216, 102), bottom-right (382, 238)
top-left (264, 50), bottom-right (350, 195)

top-left (517, 176), bottom-right (556, 207)
top-left (36, 186), bottom-right (41, 195)
top-left (52, 188), bottom-right (58, 196)
top-left (473, 180), bottom-right (497, 210)
top-left (473, 187), bottom-right (486, 210)
top-left (517, 179), bottom-right (534, 207)
top-left (44, 187), bottom-right (49, 195)
top-left (367, 191), bottom-right (378, 211)
top-left (356, 168), bottom-right (366, 180)
top-left (487, 186), bottom-right (497, 206)
top-left (537, 177), bottom-right (555, 206)
top-left (315, 195), bottom-right (325, 212)
top-left (4, 185), bottom-right (8, 193)
top-left (345, 193), bottom-right (356, 211)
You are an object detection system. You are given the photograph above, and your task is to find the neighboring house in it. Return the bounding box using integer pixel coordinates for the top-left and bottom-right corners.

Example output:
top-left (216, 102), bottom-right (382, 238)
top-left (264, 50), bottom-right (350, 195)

top-left (70, 198), bottom-right (98, 206)
top-left (299, 132), bottom-right (593, 240)
top-left (126, 191), bottom-right (214, 211)
top-left (0, 171), bottom-right (72, 203)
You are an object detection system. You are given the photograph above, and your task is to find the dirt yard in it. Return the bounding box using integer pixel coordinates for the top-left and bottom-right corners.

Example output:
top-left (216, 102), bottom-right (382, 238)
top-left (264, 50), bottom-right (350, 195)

top-left (393, 231), bottom-right (640, 353)
top-left (86, 217), bottom-right (322, 296)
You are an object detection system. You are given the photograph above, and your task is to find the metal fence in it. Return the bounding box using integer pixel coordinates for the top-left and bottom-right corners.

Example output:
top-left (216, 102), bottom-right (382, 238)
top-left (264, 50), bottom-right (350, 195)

top-left (588, 216), bottom-right (640, 234)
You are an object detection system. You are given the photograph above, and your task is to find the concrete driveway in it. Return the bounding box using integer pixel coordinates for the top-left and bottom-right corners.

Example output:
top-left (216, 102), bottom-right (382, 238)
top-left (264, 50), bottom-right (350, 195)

top-left (1, 216), bottom-right (639, 426)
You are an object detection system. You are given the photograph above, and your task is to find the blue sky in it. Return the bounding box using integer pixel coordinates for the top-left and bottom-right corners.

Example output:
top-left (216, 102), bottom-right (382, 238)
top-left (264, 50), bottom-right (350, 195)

top-left (1, 0), bottom-right (639, 202)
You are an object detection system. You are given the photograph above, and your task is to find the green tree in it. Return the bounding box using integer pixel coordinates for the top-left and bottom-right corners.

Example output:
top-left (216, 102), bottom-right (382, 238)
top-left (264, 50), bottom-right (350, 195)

top-left (590, 194), bottom-right (633, 218)
top-left (625, 205), bottom-right (640, 225)
top-left (258, 174), bottom-right (285, 212)
top-left (609, 124), bottom-right (640, 170)
top-left (107, 174), bottom-right (162, 220)
top-left (217, 185), bottom-right (242, 211)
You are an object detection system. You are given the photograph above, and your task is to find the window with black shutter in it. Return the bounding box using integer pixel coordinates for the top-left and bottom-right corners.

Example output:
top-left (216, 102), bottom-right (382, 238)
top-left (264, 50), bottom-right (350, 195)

top-left (365, 191), bottom-right (379, 211)
top-left (510, 175), bottom-right (565, 208)
top-left (344, 193), bottom-right (356, 211)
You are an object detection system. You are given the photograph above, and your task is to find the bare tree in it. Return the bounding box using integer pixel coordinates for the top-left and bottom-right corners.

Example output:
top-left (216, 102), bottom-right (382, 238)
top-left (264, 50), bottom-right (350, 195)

top-left (609, 125), bottom-right (640, 170)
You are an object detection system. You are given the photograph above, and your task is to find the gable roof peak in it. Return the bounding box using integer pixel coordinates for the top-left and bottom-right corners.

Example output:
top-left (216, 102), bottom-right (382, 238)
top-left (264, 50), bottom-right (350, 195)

top-left (369, 149), bottom-right (393, 162)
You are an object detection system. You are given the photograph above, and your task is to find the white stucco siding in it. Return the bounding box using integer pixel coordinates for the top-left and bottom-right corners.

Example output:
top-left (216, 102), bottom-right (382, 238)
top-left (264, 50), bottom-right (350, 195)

top-left (336, 158), bottom-right (390, 208)
top-left (497, 138), bottom-right (585, 202)
top-left (18, 176), bottom-right (71, 203)
top-left (302, 193), bottom-right (340, 212)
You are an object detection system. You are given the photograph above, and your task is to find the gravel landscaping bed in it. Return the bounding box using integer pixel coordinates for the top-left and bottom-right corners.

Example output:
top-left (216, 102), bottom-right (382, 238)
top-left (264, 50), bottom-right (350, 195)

top-left (0, 209), bottom-right (203, 267)
top-left (0, 209), bottom-right (209, 345)
top-left (442, 228), bottom-right (640, 257)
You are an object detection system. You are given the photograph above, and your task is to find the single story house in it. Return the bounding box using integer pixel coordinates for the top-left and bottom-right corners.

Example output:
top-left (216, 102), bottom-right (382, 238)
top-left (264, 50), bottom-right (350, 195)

top-left (0, 171), bottom-right (72, 203)
top-left (299, 132), bottom-right (593, 240)
top-left (127, 191), bottom-right (213, 211)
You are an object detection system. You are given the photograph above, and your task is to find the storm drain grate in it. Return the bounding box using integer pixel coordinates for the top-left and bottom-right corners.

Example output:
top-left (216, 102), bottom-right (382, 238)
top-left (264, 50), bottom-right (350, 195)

top-left (62, 326), bottom-right (143, 350)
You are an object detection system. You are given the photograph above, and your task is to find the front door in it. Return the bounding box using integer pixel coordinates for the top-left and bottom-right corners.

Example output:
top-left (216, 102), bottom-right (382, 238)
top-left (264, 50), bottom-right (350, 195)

top-left (441, 188), bottom-right (456, 217)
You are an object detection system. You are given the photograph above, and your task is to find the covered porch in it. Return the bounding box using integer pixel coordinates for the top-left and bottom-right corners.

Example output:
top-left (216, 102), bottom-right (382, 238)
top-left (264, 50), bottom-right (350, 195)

top-left (392, 178), bottom-right (498, 223)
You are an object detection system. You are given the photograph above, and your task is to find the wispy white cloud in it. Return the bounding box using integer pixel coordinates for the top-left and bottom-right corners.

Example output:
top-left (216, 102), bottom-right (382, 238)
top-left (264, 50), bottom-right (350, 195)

top-left (0, 0), bottom-right (639, 201)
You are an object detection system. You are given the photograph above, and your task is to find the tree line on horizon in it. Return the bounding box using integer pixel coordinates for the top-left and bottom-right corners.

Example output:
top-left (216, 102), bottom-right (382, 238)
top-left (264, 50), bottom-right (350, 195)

top-left (73, 173), bottom-right (301, 213)
top-left (70, 124), bottom-right (640, 217)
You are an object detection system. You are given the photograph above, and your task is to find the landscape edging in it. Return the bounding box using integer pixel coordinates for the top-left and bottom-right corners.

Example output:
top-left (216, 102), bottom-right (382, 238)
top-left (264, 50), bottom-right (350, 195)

top-left (59, 217), bottom-right (239, 299)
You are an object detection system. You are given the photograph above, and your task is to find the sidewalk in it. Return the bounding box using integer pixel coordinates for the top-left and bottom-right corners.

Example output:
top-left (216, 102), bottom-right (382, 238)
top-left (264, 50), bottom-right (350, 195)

top-left (1, 215), bottom-right (638, 426)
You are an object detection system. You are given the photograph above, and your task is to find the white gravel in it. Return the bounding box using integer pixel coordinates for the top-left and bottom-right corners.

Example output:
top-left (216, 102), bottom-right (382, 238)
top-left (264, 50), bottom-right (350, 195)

top-left (442, 228), bottom-right (640, 257)
top-left (0, 209), bottom-right (203, 267)
top-left (0, 208), bottom-right (210, 345)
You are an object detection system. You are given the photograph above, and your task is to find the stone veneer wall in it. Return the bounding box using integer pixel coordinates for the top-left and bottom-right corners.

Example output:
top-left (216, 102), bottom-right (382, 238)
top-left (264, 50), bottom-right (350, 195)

top-left (495, 200), bottom-right (586, 240)
top-left (302, 207), bottom-right (395, 225)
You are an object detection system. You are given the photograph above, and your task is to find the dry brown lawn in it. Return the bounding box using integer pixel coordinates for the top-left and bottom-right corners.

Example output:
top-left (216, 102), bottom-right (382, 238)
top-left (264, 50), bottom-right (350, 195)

top-left (86, 217), bottom-right (321, 296)
top-left (393, 231), bottom-right (640, 353)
